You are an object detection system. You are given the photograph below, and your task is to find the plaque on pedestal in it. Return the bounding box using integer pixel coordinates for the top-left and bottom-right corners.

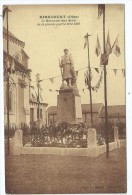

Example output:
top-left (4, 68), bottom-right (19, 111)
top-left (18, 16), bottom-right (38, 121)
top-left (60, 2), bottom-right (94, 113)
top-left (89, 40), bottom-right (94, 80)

top-left (57, 91), bottom-right (83, 124)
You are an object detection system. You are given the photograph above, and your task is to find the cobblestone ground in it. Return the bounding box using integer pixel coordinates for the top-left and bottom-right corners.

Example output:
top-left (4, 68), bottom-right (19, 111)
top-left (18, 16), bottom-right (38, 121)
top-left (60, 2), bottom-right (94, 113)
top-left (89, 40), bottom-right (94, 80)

top-left (5, 141), bottom-right (126, 194)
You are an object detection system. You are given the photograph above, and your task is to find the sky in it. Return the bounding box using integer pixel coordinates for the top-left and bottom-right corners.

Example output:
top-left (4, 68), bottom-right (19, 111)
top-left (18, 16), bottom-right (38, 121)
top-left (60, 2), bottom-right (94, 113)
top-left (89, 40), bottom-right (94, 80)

top-left (3, 4), bottom-right (125, 107)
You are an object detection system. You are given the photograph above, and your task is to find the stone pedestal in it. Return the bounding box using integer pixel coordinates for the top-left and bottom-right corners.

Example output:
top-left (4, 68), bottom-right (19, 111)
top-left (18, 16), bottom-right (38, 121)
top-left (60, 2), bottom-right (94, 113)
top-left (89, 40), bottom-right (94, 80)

top-left (57, 89), bottom-right (83, 124)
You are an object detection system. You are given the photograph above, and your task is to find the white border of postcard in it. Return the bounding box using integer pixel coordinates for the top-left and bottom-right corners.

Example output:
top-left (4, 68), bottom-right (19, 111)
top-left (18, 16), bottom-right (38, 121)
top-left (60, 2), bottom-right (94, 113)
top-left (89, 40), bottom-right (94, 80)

top-left (0, 0), bottom-right (132, 195)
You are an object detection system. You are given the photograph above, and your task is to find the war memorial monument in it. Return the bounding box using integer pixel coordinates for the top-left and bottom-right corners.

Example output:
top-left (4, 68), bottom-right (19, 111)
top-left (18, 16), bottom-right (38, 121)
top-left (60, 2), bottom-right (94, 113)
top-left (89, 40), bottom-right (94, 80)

top-left (57, 49), bottom-right (83, 124)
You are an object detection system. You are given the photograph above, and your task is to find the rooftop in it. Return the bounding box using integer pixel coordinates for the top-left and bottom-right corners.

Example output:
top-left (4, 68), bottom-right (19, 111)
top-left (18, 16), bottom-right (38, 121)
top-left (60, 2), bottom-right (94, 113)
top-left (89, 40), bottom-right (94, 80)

top-left (3, 27), bottom-right (25, 47)
top-left (81, 103), bottom-right (103, 114)
top-left (47, 103), bottom-right (104, 115)
top-left (100, 105), bottom-right (126, 117)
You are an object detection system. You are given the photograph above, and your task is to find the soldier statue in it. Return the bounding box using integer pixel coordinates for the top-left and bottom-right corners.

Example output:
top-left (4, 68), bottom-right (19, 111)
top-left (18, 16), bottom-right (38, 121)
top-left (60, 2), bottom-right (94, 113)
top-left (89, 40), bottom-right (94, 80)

top-left (60, 49), bottom-right (77, 87)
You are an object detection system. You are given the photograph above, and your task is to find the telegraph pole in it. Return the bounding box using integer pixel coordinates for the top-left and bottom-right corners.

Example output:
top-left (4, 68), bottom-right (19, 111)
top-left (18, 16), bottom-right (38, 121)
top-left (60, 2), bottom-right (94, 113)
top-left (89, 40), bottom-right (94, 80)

top-left (36, 73), bottom-right (43, 129)
top-left (102, 5), bottom-right (109, 158)
top-left (84, 33), bottom-right (93, 127)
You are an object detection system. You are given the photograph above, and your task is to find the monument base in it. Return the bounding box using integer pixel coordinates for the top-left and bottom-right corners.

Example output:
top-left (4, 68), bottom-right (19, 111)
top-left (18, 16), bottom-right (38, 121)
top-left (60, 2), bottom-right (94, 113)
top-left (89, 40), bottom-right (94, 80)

top-left (57, 92), bottom-right (83, 124)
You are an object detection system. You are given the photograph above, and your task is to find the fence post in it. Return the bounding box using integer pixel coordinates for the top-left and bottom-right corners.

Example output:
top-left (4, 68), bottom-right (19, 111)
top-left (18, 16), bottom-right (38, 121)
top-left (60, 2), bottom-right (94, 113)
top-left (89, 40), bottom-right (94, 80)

top-left (114, 125), bottom-right (120, 148)
top-left (13, 130), bottom-right (23, 155)
top-left (87, 128), bottom-right (97, 148)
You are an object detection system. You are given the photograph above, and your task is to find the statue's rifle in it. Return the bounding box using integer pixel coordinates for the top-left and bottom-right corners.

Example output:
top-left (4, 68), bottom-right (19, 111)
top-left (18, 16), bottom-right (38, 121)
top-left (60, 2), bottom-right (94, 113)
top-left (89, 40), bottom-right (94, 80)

top-left (58, 58), bottom-right (64, 84)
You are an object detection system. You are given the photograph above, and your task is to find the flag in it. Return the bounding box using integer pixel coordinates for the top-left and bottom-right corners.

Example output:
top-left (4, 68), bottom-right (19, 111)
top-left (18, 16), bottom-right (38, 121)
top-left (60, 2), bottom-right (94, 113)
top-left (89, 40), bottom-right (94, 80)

top-left (39, 85), bottom-right (43, 91)
top-left (36, 73), bottom-right (40, 82)
top-left (95, 35), bottom-right (101, 57)
top-left (84, 34), bottom-right (88, 49)
top-left (92, 87), bottom-right (95, 91)
top-left (84, 72), bottom-right (87, 86)
top-left (35, 91), bottom-right (38, 99)
top-left (112, 35), bottom-right (121, 57)
top-left (98, 4), bottom-right (104, 19)
top-left (31, 93), bottom-right (37, 102)
top-left (39, 79), bottom-right (43, 83)
top-left (105, 31), bottom-right (112, 55)
top-left (30, 85), bottom-right (34, 89)
top-left (49, 78), bottom-right (54, 83)
top-left (89, 69), bottom-right (93, 81)
top-left (86, 69), bottom-right (89, 84)
top-left (37, 83), bottom-right (43, 91)
top-left (95, 68), bottom-right (99, 73)
top-left (40, 93), bottom-right (43, 102)
top-left (122, 69), bottom-right (125, 77)
top-left (84, 69), bottom-right (92, 85)
top-left (113, 69), bottom-right (117, 76)
top-left (100, 53), bottom-right (108, 65)
top-left (3, 6), bottom-right (12, 20)
top-left (82, 89), bottom-right (85, 93)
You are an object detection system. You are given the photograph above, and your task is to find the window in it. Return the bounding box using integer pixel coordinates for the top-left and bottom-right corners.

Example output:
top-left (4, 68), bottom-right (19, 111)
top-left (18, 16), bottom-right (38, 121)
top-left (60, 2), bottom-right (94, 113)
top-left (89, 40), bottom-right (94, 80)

top-left (9, 91), bottom-right (12, 111)
top-left (37, 109), bottom-right (43, 119)
top-left (40, 109), bottom-right (43, 119)
top-left (37, 108), bottom-right (39, 119)
top-left (6, 90), bottom-right (13, 112)
top-left (30, 108), bottom-right (34, 123)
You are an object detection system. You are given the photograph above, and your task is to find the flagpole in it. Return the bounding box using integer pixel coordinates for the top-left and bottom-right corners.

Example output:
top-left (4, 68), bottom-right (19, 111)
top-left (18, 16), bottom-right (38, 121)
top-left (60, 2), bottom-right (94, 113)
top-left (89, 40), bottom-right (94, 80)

top-left (6, 9), bottom-right (10, 155)
top-left (85, 33), bottom-right (93, 127)
top-left (103, 5), bottom-right (109, 158)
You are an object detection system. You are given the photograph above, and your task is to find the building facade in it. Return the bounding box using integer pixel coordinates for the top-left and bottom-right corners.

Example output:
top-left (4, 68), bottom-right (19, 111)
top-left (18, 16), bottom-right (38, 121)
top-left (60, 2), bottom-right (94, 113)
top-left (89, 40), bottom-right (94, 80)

top-left (47, 104), bottom-right (126, 127)
top-left (99, 105), bottom-right (126, 124)
top-left (4, 27), bottom-right (31, 128)
top-left (4, 27), bottom-right (48, 129)
top-left (29, 89), bottom-right (48, 127)
top-left (82, 103), bottom-right (103, 124)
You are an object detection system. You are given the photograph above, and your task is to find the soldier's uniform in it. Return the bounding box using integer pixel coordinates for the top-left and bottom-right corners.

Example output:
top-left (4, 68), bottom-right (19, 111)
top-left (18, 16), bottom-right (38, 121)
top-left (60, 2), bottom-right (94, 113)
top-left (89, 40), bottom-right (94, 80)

top-left (60, 54), bottom-right (74, 81)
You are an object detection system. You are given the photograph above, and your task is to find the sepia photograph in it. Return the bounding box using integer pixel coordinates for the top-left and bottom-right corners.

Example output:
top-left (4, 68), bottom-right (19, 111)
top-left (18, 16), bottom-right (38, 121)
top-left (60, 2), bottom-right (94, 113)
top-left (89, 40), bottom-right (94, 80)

top-left (1, 2), bottom-right (128, 194)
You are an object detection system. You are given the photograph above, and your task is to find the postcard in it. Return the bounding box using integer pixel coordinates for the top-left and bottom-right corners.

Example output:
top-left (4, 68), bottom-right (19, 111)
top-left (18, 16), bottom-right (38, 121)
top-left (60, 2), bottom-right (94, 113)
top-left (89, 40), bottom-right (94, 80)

top-left (1, 1), bottom-right (130, 194)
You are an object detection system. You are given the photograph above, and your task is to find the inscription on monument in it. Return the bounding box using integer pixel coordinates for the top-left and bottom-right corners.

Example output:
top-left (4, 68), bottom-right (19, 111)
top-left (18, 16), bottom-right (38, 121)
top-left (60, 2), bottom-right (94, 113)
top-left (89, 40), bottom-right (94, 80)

top-left (75, 96), bottom-right (82, 118)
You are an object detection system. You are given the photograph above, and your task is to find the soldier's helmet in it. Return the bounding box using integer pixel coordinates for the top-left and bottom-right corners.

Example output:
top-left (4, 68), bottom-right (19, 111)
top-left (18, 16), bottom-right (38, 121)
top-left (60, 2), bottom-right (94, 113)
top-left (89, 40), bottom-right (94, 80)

top-left (64, 48), bottom-right (69, 53)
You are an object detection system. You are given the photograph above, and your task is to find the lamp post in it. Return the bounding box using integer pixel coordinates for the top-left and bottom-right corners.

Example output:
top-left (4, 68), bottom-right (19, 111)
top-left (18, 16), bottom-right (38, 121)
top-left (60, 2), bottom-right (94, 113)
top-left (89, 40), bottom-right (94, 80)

top-left (4, 6), bottom-right (12, 155)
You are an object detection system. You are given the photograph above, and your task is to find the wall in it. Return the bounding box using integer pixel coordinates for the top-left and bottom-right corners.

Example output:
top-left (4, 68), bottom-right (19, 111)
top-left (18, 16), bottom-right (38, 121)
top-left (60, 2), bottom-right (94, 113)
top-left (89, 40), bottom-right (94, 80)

top-left (30, 103), bottom-right (47, 126)
top-left (101, 117), bottom-right (126, 124)
top-left (11, 128), bottom-right (120, 157)
top-left (74, 112), bottom-right (102, 124)
top-left (48, 114), bottom-right (57, 125)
